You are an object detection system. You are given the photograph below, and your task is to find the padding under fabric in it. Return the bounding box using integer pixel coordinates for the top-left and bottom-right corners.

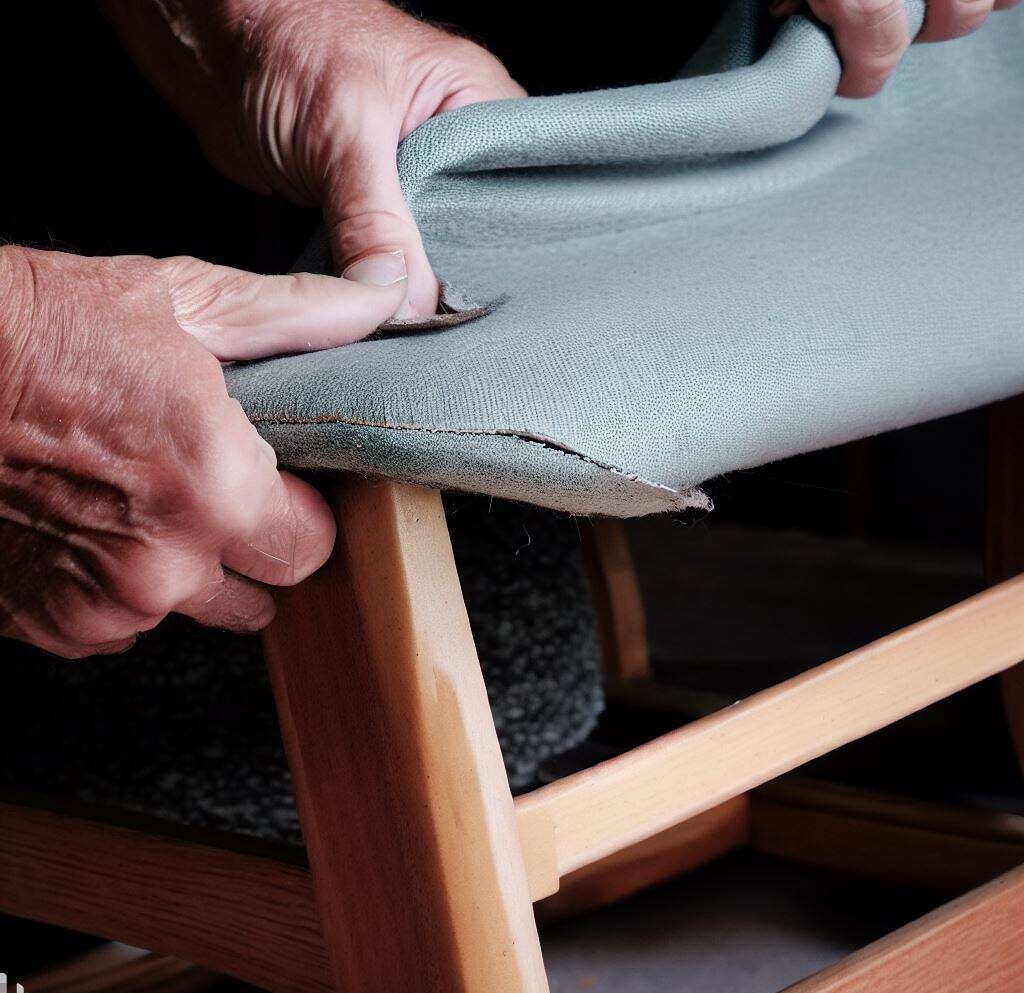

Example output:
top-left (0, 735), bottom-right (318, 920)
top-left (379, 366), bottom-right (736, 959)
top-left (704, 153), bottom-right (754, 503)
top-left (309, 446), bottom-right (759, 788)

top-left (226, 0), bottom-right (1024, 516)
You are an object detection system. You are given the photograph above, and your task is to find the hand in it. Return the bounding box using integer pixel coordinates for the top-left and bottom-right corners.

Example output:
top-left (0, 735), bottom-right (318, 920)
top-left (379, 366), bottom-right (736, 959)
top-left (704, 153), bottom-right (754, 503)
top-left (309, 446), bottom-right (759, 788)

top-left (0, 245), bottom-right (407, 658)
top-left (771, 0), bottom-right (1019, 97)
top-left (100, 0), bottom-right (526, 318)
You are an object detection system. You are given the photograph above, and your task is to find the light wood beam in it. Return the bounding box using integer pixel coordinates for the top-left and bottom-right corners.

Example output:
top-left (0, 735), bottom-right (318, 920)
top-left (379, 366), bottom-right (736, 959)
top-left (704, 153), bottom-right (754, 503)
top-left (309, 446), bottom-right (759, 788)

top-left (263, 478), bottom-right (548, 993)
top-left (516, 575), bottom-right (1024, 879)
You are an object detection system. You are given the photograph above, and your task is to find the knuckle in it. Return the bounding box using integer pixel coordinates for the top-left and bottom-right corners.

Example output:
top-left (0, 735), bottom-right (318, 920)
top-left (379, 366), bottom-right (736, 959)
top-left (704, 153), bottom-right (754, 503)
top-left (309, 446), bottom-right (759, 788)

top-left (108, 548), bottom-right (206, 618)
top-left (923, 0), bottom-right (994, 37)
top-left (332, 209), bottom-right (416, 263)
top-left (114, 582), bottom-right (177, 620)
top-left (196, 458), bottom-right (267, 540)
top-left (159, 256), bottom-right (217, 326)
top-left (840, 0), bottom-right (906, 28)
top-left (173, 403), bottom-right (269, 540)
top-left (948, 0), bottom-right (995, 33)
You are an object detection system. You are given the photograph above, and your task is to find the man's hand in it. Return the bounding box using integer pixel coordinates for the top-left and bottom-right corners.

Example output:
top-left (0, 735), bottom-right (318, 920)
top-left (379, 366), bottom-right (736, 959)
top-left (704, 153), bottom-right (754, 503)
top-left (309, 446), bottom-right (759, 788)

top-left (100, 0), bottom-right (526, 319)
top-left (0, 246), bottom-right (407, 658)
top-left (772, 0), bottom-right (1020, 98)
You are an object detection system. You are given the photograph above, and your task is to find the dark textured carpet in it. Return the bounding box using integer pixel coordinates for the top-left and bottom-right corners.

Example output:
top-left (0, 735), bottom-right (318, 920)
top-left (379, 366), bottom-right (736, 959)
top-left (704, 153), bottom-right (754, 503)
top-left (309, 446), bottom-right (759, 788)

top-left (0, 497), bottom-right (603, 844)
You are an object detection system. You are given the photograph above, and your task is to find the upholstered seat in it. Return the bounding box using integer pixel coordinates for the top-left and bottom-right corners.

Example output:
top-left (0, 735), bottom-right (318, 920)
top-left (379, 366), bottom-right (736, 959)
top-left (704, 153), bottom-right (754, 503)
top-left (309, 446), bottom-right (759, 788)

top-left (227, 0), bottom-right (1024, 517)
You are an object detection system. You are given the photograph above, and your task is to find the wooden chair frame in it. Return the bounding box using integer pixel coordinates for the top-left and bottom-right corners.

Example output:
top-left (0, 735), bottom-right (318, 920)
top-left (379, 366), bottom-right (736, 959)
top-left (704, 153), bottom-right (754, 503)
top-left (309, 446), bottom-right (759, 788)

top-left (3, 398), bottom-right (1024, 992)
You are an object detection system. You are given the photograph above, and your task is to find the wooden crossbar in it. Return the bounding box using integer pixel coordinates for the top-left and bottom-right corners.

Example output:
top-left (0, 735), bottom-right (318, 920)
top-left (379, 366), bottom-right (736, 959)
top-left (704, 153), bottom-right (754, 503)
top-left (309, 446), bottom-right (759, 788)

top-left (515, 574), bottom-right (1024, 890)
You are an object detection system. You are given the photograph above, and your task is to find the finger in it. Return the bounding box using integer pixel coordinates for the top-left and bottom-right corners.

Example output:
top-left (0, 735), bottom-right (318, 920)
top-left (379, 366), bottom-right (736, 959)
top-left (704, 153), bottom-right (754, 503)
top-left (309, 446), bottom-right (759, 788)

top-left (918, 0), bottom-right (996, 41)
top-left (177, 567), bottom-right (277, 632)
top-left (810, 0), bottom-right (912, 97)
top-left (32, 580), bottom-right (161, 649)
top-left (163, 257), bottom-right (409, 361)
top-left (221, 468), bottom-right (336, 587)
top-left (191, 397), bottom-right (335, 588)
top-left (323, 100), bottom-right (438, 320)
top-left (55, 637), bottom-right (139, 660)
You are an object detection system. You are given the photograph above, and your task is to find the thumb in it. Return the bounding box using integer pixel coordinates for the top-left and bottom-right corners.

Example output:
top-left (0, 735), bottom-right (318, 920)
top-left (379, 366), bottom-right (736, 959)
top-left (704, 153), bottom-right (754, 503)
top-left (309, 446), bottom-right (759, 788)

top-left (162, 255), bottom-right (408, 361)
top-left (323, 108), bottom-right (438, 321)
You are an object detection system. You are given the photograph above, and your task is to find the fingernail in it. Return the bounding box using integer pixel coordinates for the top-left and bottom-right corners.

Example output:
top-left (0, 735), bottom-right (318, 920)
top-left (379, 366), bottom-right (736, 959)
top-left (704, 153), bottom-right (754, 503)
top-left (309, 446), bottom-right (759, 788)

top-left (342, 250), bottom-right (408, 287)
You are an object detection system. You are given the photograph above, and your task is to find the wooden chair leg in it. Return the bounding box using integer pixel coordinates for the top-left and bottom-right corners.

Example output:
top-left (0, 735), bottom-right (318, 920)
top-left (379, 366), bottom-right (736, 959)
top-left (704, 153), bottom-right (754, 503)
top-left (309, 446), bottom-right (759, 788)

top-left (986, 396), bottom-right (1024, 775)
top-left (262, 477), bottom-right (548, 993)
top-left (582, 519), bottom-right (650, 684)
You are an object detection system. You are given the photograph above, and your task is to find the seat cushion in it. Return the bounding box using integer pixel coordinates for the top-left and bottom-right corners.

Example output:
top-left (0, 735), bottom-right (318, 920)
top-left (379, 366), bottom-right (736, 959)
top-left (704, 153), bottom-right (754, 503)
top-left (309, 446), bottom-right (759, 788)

top-left (0, 499), bottom-right (602, 844)
top-left (226, 0), bottom-right (1024, 517)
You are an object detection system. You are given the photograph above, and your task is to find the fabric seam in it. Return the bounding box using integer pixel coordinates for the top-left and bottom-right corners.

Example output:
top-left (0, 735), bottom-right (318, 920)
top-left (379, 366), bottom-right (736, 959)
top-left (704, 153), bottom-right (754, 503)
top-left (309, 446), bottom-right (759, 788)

top-left (253, 413), bottom-right (708, 509)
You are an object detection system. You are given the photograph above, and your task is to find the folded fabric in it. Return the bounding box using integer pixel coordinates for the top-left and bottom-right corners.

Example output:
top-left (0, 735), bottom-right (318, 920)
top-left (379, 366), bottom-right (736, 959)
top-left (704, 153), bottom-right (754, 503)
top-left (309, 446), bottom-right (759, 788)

top-left (227, 0), bottom-right (1024, 517)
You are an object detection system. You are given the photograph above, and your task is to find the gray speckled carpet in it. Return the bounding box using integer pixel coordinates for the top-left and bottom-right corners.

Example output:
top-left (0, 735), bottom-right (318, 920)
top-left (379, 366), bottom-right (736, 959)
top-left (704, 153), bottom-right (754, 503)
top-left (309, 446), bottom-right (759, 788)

top-left (0, 496), bottom-right (604, 843)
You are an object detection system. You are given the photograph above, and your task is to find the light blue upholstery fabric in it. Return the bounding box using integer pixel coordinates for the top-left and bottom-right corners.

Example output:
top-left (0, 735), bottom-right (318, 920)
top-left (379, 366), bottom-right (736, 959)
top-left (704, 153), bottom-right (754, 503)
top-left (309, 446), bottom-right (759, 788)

top-left (227, 0), bottom-right (1024, 517)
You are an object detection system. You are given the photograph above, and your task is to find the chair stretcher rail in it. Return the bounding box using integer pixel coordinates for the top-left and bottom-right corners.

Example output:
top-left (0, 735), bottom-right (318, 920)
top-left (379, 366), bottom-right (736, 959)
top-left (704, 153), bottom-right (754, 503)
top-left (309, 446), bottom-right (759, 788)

top-left (515, 574), bottom-right (1024, 891)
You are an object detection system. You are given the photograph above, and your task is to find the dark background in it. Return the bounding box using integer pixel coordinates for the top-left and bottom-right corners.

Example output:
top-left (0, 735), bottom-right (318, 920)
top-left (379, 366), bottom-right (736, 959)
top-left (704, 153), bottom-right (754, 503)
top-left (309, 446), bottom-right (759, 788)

top-left (1, 2), bottom-right (1017, 987)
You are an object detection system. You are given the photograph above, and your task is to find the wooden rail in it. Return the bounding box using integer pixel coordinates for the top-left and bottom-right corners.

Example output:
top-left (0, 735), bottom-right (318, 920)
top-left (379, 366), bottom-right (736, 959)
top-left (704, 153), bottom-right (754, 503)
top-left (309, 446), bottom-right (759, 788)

top-left (515, 575), bottom-right (1024, 887)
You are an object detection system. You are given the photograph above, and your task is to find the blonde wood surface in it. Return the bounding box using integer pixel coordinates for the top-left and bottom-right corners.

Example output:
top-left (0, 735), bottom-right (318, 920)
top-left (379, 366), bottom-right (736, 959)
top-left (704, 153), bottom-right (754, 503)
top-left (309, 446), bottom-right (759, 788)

top-left (517, 803), bottom-right (560, 901)
top-left (987, 395), bottom-right (1024, 775)
top-left (263, 477), bottom-right (548, 993)
top-left (0, 802), bottom-right (331, 993)
top-left (535, 795), bottom-right (751, 923)
top-left (783, 864), bottom-right (1024, 992)
top-left (515, 575), bottom-right (1024, 878)
top-left (581, 519), bottom-right (650, 682)
top-left (25, 945), bottom-right (217, 993)
top-left (753, 777), bottom-right (1024, 893)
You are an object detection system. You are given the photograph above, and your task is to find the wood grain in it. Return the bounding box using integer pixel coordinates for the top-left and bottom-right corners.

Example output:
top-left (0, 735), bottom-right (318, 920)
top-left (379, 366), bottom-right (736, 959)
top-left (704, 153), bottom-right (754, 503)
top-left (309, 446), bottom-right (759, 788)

top-left (753, 777), bottom-right (1024, 893)
top-left (263, 477), bottom-right (548, 993)
top-left (0, 802), bottom-right (331, 993)
top-left (987, 395), bottom-right (1024, 775)
top-left (784, 864), bottom-right (1024, 992)
top-left (581, 519), bottom-right (650, 682)
top-left (516, 575), bottom-right (1024, 878)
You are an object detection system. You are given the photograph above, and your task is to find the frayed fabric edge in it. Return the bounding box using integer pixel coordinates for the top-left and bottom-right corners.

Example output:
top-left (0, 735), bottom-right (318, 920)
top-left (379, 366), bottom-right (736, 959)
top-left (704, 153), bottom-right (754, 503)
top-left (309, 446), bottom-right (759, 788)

top-left (250, 412), bottom-right (711, 517)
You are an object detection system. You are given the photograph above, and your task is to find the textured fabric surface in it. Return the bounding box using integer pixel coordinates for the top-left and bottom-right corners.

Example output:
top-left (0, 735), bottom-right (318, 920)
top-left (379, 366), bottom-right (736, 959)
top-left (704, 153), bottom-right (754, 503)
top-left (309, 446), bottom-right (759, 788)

top-left (0, 499), bottom-right (602, 843)
top-left (227, 0), bottom-right (1024, 516)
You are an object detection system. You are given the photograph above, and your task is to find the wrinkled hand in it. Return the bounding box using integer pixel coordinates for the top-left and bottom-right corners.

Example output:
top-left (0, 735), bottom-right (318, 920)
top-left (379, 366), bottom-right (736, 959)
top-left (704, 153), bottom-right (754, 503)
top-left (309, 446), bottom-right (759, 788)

top-left (157, 0), bottom-right (525, 317)
top-left (0, 246), bottom-right (407, 658)
top-left (772, 0), bottom-right (1019, 97)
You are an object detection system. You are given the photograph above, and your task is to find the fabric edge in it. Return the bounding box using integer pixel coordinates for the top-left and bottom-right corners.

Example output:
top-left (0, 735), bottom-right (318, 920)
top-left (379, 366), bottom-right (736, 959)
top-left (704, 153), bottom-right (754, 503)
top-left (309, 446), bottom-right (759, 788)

top-left (255, 419), bottom-right (710, 519)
